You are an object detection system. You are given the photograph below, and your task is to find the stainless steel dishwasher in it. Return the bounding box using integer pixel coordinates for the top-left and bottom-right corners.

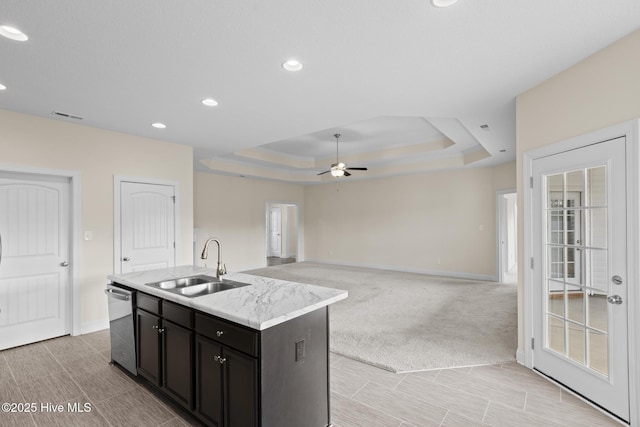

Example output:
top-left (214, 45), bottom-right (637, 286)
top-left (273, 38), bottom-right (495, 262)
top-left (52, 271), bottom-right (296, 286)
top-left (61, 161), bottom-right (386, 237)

top-left (105, 284), bottom-right (137, 375)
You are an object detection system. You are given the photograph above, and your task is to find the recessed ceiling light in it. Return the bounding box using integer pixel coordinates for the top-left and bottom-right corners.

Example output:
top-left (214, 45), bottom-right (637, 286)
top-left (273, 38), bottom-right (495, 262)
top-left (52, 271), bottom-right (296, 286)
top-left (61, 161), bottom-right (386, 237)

top-left (0, 25), bottom-right (29, 41)
top-left (0, 83), bottom-right (6, 91)
top-left (282, 59), bottom-right (303, 72)
top-left (202, 98), bottom-right (219, 107)
top-left (152, 122), bottom-right (166, 129)
top-left (431, 0), bottom-right (458, 7)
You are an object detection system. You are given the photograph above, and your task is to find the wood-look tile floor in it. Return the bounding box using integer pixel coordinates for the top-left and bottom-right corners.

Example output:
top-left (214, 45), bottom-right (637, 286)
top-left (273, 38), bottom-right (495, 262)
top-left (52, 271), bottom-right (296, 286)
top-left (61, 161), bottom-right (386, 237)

top-left (0, 331), bottom-right (622, 427)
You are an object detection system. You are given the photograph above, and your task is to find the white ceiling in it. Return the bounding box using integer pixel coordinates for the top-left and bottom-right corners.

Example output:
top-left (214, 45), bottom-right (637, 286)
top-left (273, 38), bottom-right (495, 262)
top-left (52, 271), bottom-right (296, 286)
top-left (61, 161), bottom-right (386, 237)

top-left (1, 1), bottom-right (639, 183)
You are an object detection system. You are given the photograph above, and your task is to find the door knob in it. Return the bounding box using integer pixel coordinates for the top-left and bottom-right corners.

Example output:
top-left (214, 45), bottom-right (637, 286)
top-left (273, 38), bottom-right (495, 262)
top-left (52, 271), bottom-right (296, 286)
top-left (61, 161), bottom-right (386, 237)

top-left (607, 295), bottom-right (623, 305)
top-left (123, 257), bottom-right (131, 261)
top-left (60, 261), bottom-right (69, 267)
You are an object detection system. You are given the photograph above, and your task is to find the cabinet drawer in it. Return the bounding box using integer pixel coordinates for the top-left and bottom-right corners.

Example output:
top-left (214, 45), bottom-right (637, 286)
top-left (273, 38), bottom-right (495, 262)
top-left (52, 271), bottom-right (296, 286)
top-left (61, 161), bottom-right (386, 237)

top-left (137, 292), bottom-right (162, 315)
top-left (163, 300), bottom-right (194, 329)
top-left (195, 313), bottom-right (258, 357)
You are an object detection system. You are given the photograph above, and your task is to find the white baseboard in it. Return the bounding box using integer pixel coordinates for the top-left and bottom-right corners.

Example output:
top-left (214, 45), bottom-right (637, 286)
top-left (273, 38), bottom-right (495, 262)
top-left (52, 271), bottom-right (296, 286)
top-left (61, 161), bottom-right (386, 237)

top-left (80, 318), bottom-right (109, 335)
top-left (516, 349), bottom-right (525, 365)
top-left (304, 259), bottom-right (497, 282)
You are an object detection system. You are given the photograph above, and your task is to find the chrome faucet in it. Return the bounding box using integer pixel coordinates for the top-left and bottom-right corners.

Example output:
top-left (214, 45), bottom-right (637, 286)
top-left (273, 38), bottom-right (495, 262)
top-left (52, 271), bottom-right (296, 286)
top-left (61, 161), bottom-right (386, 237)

top-left (201, 238), bottom-right (227, 279)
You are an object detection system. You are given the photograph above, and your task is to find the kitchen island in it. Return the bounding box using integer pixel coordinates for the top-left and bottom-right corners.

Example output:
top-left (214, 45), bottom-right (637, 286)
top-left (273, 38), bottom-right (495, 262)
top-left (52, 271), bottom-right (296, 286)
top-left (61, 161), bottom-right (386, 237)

top-left (107, 265), bottom-right (347, 427)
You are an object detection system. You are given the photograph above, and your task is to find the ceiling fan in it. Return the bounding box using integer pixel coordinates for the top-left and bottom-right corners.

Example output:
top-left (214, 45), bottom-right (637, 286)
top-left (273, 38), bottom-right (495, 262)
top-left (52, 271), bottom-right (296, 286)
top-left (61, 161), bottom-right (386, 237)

top-left (317, 134), bottom-right (368, 177)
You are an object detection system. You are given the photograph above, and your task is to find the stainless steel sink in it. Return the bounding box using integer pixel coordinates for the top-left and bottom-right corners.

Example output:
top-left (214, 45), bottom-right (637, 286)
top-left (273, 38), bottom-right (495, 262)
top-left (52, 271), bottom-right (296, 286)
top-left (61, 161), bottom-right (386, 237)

top-left (154, 276), bottom-right (213, 289)
top-left (145, 275), bottom-right (250, 298)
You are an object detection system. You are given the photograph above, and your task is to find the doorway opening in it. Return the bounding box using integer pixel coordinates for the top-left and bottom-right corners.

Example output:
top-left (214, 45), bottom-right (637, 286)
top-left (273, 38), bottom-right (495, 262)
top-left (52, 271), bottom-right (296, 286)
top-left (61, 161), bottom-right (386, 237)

top-left (497, 190), bottom-right (518, 284)
top-left (266, 202), bottom-right (298, 267)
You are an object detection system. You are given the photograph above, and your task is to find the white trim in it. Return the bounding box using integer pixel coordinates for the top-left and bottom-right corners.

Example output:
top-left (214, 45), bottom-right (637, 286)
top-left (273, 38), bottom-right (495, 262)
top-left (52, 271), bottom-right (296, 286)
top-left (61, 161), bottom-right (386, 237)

top-left (522, 118), bottom-right (640, 426)
top-left (625, 120), bottom-right (640, 427)
top-left (496, 188), bottom-right (517, 284)
top-left (113, 175), bottom-right (180, 274)
top-left (523, 153), bottom-right (535, 369)
top-left (0, 163), bottom-right (82, 337)
top-left (305, 258), bottom-right (496, 282)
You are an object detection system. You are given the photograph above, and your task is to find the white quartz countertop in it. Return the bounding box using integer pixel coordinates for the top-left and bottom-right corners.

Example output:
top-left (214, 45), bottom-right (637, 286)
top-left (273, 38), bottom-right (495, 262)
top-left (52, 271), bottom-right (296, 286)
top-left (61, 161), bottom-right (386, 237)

top-left (108, 265), bottom-right (348, 331)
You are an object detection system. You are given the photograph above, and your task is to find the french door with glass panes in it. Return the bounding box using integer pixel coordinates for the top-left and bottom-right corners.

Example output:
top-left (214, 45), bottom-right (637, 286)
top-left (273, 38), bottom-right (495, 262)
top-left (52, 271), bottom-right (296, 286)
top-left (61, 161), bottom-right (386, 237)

top-left (532, 136), bottom-right (629, 422)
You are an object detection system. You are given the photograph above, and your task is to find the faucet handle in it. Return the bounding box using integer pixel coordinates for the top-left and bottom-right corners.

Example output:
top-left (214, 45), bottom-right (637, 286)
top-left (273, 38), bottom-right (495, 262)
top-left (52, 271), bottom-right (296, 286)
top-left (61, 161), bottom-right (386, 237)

top-left (218, 262), bottom-right (227, 276)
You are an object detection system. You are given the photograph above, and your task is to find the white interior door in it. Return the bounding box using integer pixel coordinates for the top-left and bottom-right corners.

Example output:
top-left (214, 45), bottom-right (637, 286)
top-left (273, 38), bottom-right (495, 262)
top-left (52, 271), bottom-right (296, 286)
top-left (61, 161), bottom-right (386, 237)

top-left (532, 137), bottom-right (629, 422)
top-left (120, 181), bottom-right (175, 273)
top-left (0, 174), bottom-right (71, 350)
top-left (269, 206), bottom-right (282, 257)
top-left (499, 192), bottom-right (518, 284)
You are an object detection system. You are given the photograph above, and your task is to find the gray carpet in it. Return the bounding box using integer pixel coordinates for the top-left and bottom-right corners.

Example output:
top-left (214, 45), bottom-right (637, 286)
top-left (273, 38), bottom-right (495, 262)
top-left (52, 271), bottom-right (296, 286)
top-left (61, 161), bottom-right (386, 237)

top-left (245, 262), bottom-right (517, 373)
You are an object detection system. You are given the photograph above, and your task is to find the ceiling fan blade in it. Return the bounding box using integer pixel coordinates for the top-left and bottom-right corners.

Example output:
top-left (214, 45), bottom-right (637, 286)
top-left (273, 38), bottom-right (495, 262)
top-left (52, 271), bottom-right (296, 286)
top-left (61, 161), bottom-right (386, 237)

top-left (343, 170), bottom-right (352, 177)
top-left (346, 167), bottom-right (368, 171)
top-left (317, 170), bottom-right (331, 175)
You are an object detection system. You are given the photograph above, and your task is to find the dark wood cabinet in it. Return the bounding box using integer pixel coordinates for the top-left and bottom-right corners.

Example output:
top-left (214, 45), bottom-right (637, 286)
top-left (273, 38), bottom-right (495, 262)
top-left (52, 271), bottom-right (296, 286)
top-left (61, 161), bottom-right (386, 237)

top-left (162, 319), bottom-right (194, 408)
top-left (126, 287), bottom-right (331, 427)
top-left (136, 296), bottom-right (195, 410)
top-left (136, 309), bottom-right (161, 385)
top-left (195, 335), bottom-right (224, 426)
top-left (224, 346), bottom-right (258, 427)
top-left (195, 335), bottom-right (258, 427)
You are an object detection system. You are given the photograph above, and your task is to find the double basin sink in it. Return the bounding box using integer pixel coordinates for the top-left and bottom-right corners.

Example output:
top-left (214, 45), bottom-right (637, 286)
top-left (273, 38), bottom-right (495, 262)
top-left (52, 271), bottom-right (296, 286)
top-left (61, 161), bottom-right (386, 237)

top-left (145, 275), bottom-right (250, 298)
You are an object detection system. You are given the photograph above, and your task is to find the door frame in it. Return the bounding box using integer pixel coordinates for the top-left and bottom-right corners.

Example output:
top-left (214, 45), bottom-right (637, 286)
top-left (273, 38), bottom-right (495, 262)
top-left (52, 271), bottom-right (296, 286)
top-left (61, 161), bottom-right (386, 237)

top-left (496, 188), bottom-right (517, 283)
top-left (113, 175), bottom-right (180, 274)
top-left (264, 201), bottom-right (300, 262)
top-left (522, 119), bottom-right (640, 425)
top-left (0, 163), bottom-right (82, 337)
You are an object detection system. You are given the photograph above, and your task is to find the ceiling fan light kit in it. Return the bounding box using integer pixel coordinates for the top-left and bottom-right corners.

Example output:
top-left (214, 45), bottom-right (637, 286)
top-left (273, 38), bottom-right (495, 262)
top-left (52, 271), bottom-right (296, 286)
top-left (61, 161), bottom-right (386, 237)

top-left (318, 134), bottom-right (368, 178)
top-left (431, 0), bottom-right (458, 7)
top-left (330, 167), bottom-right (345, 177)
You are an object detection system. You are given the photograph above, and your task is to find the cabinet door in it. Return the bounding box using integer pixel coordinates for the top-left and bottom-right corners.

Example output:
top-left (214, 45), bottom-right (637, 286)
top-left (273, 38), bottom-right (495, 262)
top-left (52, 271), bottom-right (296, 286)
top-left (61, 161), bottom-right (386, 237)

top-left (195, 335), bottom-right (224, 427)
top-left (162, 319), bottom-right (194, 409)
top-left (136, 309), bottom-right (161, 386)
top-left (224, 347), bottom-right (258, 427)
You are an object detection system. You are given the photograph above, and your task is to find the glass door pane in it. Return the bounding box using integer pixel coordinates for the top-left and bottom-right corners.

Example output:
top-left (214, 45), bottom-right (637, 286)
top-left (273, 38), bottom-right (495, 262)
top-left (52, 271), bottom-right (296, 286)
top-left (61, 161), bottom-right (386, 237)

top-left (543, 165), bottom-right (609, 377)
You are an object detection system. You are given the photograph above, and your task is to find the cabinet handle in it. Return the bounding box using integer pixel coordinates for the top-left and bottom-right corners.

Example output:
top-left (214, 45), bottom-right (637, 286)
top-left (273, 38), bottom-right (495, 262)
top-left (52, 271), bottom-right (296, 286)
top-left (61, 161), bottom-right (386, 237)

top-left (158, 328), bottom-right (165, 333)
top-left (216, 330), bottom-right (224, 337)
top-left (152, 325), bottom-right (158, 329)
top-left (214, 355), bottom-right (226, 364)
